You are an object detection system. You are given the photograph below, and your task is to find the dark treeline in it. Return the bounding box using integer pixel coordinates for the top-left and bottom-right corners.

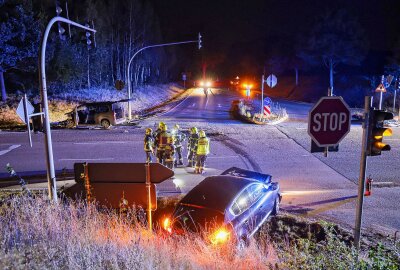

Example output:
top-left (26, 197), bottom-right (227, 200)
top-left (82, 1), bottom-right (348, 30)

top-left (0, 0), bottom-right (179, 101)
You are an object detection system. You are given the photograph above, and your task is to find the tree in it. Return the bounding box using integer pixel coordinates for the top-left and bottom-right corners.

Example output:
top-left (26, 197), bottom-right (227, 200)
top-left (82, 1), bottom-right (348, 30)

top-left (298, 9), bottom-right (368, 95)
top-left (0, 0), bottom-right (40, 101)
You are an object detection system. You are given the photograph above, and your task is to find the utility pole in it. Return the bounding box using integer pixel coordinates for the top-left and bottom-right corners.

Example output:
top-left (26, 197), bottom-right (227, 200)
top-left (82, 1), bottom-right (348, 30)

top-left (354, 96), bottom-right (371, 249)
top-left (39, 16), bottom-right (95, 202)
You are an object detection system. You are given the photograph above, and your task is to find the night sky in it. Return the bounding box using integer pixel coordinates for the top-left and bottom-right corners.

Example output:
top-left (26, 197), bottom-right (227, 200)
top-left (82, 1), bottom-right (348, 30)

top-left (150, 0), bottom-right (400, 77)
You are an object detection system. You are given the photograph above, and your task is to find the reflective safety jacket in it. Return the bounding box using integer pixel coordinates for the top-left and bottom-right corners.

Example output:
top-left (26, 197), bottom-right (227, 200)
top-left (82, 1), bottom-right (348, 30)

top-left (196, 137), bottom-right (210, 155)
top-left (188, 133), bottom-right (199, 152)
top-left (144, 135), bottom-right (154, 152)
top-left (173, 131), bottom-right (186, 148)
top-left (156, 131), bottom-right (170, 150)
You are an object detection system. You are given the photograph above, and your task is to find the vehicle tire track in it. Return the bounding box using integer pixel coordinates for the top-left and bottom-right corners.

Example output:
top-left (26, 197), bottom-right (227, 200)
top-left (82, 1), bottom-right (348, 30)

top-left (213, 134), bottom-right (262, 173)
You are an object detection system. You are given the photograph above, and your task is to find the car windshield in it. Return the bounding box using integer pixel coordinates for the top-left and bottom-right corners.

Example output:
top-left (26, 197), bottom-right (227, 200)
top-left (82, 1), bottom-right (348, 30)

top-left (179, 176), bottom-right (255, 213)
top-left (230, 183), bottom-right (266, 216)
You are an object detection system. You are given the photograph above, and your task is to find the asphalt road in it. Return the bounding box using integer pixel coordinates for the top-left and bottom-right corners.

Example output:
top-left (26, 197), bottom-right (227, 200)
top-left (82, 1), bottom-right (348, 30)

top-left (1, 87), bottom-right (399, 234)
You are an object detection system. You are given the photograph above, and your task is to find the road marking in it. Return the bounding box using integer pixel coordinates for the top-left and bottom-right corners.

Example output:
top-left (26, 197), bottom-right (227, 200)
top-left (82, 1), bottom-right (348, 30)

top-left (218, 104), bottom-right (222, 108)
top-left (0, 144), bottom-right (21, 156)
top-left (192, 103), bottom-right (196, 107)
top-left (208, 155), bottom-right (239, 159)
top-left (386, 138), bottom-right (400, 141)
top-left (59, 158), bottom-right (115, 161)
top-left (296, 127), bottom-right (307, 130)
top-left (73, 141), bottom-right (130, 145)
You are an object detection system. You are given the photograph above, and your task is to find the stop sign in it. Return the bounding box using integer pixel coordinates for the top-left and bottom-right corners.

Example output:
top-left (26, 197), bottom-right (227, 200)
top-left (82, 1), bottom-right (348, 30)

top-left (308, 96), bottom-right (351, 147)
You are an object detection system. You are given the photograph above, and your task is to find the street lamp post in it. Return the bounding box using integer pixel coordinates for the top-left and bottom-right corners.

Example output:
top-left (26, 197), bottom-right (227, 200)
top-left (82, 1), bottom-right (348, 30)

top-left (40, 16), bottom-right (96, 202)
top-left (126, 36), bottom-right (201, 120)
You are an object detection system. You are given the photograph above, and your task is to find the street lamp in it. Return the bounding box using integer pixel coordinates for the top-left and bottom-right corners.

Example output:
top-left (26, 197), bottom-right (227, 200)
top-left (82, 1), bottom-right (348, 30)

top-left (126, 34), bottom-right (202, 120)
top-left (39, 16), bottom-right (96, 202)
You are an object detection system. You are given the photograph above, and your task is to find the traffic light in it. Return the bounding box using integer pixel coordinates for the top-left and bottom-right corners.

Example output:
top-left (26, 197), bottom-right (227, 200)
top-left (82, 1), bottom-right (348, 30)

top-left (367, 109), bottom-right (393, 156)
top-left (84, 21), bottom-right (96, 48)
top-left (198, 32), bottom-right (202, 50)
top-left (55, 2), bottom-right (66, 40)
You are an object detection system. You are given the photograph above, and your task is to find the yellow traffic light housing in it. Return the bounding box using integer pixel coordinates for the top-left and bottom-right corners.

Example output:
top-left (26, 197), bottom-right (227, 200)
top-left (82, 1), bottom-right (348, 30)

top-left (367, 110), bottom-right (393, 156)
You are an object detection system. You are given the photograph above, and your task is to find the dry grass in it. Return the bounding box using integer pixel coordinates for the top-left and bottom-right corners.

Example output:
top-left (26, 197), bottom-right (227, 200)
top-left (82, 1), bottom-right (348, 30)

top-left (0, 194), bottom-right (276, 270)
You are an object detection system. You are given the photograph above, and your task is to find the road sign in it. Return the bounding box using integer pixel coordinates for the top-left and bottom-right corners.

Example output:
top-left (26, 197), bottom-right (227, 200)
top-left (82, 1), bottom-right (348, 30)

top-left (264, 97), bottom-right (272, 106)
top-left (263, 105), bottom-right (271, 115)
top-left (308, 96), bottom-right (351, 147)
top-left (375, 83), bottom-right (386, 93)
top-left (182, 74), bottom-right (187, 81)
top-left (74, 162), bottom-right (174, 184)
top-left (266, 74), bottom-right (277, 88)
top-left (115, 80), bottom-right (125, 90)
top-left (16, 98), bottom-right (34, 124)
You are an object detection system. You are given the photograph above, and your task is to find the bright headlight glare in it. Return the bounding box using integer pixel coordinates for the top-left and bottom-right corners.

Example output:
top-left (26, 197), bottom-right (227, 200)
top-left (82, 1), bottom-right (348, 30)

top-left (163, 217), bottom-right (172, 233)
top-left (210, 228), bottom-right (230, 245)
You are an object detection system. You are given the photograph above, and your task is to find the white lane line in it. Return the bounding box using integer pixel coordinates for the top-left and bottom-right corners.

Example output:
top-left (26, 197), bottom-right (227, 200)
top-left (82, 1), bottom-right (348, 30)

top-left (59, 158), bottom-right (115, 161)
top-left (0, 144), bottom-right (21, 156)
top-left (73, 141), bottom-right (130, 145)
top-left (192, 103), bottom-right (196, 107)
top-left (296, 127), bottom-right (307, 130)
top-left (208, 155), bottom-right (239, 159)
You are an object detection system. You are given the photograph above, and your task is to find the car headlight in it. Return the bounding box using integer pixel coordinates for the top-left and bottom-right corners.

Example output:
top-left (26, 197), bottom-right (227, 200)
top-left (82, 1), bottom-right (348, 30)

top-left (162, 217), bottom-right (172, 233)
top-left (209, 227), bottom-right (230, 245)
top-left (206, 81), bottom-right (212, 87)
top-left (199, 81), bottom-right (205, 87)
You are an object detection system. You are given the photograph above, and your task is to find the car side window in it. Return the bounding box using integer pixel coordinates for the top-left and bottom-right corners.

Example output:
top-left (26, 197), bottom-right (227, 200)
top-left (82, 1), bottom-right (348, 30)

top-left (96, 105), bottom-right (109, 113)
top-left (230, 184), bottom-right (266, 216)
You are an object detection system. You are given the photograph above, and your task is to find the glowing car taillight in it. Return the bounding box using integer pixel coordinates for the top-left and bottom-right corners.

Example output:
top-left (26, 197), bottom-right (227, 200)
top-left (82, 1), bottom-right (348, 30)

top-left (162, 217), bottom-right (172, 233)
top-left (209, 227), bottom-right (230, 245)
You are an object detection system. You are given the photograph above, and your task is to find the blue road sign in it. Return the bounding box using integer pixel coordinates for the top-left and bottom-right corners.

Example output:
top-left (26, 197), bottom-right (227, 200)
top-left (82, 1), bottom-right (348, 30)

top-left (264, 97), bottom-right (272, 106)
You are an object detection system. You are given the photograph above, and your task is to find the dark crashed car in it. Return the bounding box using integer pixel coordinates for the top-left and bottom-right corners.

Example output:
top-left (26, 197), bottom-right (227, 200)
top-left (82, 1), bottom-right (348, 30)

top-left (163, 167), bottom-right (281, 245)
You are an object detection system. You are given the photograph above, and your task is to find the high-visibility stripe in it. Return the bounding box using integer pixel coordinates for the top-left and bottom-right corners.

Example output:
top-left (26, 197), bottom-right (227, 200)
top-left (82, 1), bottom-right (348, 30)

top-left (264, 105), bottom-right (271, 115)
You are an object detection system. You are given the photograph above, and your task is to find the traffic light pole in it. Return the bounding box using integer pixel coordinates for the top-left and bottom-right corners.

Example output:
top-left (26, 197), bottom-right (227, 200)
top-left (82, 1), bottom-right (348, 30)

top-left (126, 37), bottom-right (201, 120)
top-left (40, 16), bottom-right (96, 202)
top-left (354, 96), bottom-right (371, 249)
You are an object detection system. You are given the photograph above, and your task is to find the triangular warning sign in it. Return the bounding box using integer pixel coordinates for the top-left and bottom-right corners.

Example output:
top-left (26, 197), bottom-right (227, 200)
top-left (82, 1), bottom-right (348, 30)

top-left (375, 83), bottom-right (386, 93)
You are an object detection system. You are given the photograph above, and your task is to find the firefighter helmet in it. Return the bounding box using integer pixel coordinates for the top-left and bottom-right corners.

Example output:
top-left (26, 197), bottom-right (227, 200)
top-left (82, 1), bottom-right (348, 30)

top-left (158, 122), bottom-right (166, 129)
top-left (199, 130), bottom-right (206, 138)
top-left (145, 128), bottom-right (152, 135)
top-left (191, 127), bottom-right (198, 134)
top-left (161, 124), bottom-right (168, 131)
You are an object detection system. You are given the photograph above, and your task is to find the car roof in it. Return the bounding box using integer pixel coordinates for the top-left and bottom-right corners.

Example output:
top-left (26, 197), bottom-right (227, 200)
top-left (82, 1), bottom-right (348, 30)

top-left (179, 175), bottom-right (259, 213)
top-left (221, 167), bottom-right (272, 184)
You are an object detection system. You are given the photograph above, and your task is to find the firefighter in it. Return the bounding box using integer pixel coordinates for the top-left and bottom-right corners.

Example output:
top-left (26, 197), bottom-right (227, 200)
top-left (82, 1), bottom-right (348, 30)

top-left (164, 135), bottom-right (176, 170)
top-left (144, 128), bottom-right (154, 163)
top-left (155, 122), bottom-right (169, 164)
top-left (187, 127), bottom-right (199, 167)
top-left (195, 130), bottom-right (210, 174)
top-left (172, 124), bottom-right (186, 166)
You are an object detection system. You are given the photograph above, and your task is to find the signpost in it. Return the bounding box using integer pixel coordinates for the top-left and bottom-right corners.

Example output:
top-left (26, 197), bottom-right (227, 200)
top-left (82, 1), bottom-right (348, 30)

top-left (260, 75), bottom-right (277, 117)
top-left (16, 94), bottom-right (43, 147)
top-left (308, 96), bottom-right (351, 148)
top-left (182, 73), bottom-right (187, 88)
top-left (74, 162), bottom-right (174, 231)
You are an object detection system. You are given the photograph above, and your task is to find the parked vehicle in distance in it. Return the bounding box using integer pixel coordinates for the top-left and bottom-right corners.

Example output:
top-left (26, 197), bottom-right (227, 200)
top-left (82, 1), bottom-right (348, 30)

top-left (162, 167), bottom-right (281, 246)
top-left (65, 101), bottom-right (126, 129)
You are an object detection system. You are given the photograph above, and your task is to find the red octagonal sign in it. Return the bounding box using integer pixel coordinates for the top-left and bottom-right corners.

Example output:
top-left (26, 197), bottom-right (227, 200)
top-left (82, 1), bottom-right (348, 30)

top-left (308, 96), bottom-right (351, 147)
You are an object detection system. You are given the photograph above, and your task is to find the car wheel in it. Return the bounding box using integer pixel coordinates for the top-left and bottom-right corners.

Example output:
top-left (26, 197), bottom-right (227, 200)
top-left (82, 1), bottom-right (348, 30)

top-left (66, 119), bottom-right (75, 128)
top-left (272, 196), bottom-right (280, 216)
top-left (101, 119), bottom-right (111, 129)
top-left (237, 235), bottom-right (249, 250)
